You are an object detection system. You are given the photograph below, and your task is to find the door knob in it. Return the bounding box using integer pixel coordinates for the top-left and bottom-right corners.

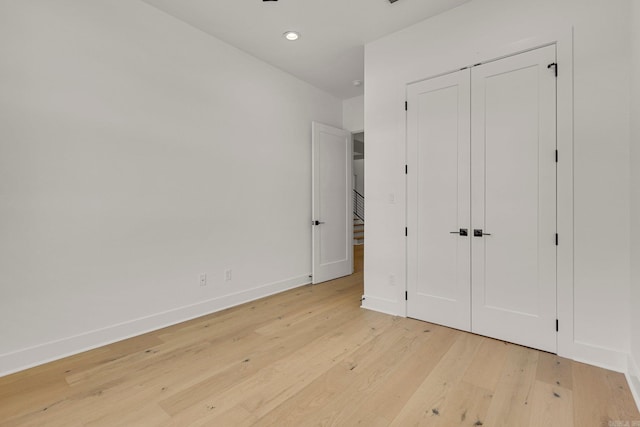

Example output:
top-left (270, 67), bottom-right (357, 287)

top-left (473, 229), bottom-right (492, 237)
top-left (450, 228), bottom-right (468, 236)
top-left (312, 220), bottom-right (325, 226)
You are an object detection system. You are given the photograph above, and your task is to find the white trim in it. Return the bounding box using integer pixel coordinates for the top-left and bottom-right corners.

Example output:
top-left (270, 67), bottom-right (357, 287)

top-left (627, 354), bottom-right (640, 412)
top-left (0, 274), bottom-right (311, 377)
top-left (361, 295), bottom-right (400, 317)
top-left (569, 340), bottom-right (628, 373)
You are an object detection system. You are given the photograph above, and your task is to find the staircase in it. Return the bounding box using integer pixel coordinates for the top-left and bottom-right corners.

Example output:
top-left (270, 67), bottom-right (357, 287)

top-left (353, 189), bottom-right (364, 245)
top-left (353, 217), bottom-right (365, 245)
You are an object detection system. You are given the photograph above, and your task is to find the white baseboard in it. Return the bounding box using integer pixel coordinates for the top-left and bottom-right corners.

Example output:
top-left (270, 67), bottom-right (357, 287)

top-left (627, 354), bottom-right (640, 413)
top-left (0, 274), bottom-right (311, 377)
top-left (361, 295), bottom-right (402, 317)
top-left (569, 340), bottom-right (629, 373)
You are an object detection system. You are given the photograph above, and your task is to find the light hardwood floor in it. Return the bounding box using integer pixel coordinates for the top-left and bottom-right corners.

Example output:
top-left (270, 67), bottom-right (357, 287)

top-left (1, 245), bottom-right (638, 426)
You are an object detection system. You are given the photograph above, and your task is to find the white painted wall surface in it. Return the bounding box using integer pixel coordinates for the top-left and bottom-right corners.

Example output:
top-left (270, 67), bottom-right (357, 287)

top-left (343, 95), bottom-right (365, 132)
top-left (364, 0), bottom-right (632, 370)
top-left (0, 0), bottom-right (342, 375)
top-left (629, 0), bottom-right (640, 407)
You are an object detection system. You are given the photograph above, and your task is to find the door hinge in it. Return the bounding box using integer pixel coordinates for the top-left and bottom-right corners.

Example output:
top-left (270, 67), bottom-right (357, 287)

top-left (405, 164), bottom-right (408, 174)
top-left (405, 291), bottom-right (408, 301)
top-left (548, 62), bottom-right (558, 77)
top-left (555, 234), bottom-right (559, 246)
top-left (405, 101), bottom-right (408, 111)
top-left (555, 150), bottom-right (558, 163)
top-left (556, 319), bottom-right (559, 332)
top-left (405, 227), bottom-right (408, 237)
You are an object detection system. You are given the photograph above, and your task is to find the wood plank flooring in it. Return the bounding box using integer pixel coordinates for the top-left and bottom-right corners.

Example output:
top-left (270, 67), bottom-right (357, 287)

top-left (1, 245), bottom-right (638, 426)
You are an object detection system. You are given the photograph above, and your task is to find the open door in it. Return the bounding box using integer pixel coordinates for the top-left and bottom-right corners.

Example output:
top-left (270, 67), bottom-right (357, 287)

top-left (312, 122), bottom-right (353, 284)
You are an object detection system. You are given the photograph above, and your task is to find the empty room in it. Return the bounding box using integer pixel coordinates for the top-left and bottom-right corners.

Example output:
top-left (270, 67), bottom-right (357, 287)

top-left (1, 0), bottom-right (640, 425)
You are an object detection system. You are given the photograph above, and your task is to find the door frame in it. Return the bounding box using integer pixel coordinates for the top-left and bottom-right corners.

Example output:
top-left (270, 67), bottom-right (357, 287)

top-left (403, 28), bottom-right (574, 359)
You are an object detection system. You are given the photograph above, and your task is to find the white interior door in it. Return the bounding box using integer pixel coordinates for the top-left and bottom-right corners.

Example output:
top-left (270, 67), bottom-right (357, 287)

top-left (312, 122), bottom-right (353, 284)
top-left (471, 45), bottom-right (557, 352)
top-left (407, 69), bottom-right (471, 331)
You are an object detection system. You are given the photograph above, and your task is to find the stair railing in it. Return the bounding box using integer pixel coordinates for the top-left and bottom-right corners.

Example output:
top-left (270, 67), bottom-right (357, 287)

top-left (353, 189), bottom-right (364, 222)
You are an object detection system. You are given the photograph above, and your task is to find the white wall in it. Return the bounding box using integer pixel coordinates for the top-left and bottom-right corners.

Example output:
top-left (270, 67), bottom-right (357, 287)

top-left (629, 0), bottom-right (640, 407)
top-left (364, 0), bottom-right (632, 371)
top-left (343, 95), bottom-right (365, 132)
top-left (0, 0), bottom-right (342, 375)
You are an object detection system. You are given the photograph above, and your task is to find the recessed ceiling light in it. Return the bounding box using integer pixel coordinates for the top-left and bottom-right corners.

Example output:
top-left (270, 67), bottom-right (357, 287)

top-left (283, 31), bottom-right (300, 41)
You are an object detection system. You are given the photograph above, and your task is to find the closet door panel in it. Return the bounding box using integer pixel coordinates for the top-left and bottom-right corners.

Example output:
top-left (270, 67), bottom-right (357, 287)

top-left (407, 70), bottom-right (471, 331)
top-left (470, 45), bottom-right (557, 352)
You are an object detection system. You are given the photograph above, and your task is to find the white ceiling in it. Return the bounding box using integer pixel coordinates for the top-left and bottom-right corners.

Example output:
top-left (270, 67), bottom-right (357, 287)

top-left (142, 0), bottom-right (470, 99)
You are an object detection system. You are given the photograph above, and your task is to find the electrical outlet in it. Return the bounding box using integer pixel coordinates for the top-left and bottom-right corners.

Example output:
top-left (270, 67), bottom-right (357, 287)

top-left (389, 274), bottom-right (396, 287)
top-left (224, 269), bottom-right (232, 282)
top-left (199, 273), bottom-right (207, 287)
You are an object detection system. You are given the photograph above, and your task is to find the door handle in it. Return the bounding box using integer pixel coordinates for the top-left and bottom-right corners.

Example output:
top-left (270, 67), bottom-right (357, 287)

top-left (450, 228), bottom-right (468, 236)
top-left (473, 229), bottom-right (492, 237)
top-left (312, 220), bottom-right (325, 226)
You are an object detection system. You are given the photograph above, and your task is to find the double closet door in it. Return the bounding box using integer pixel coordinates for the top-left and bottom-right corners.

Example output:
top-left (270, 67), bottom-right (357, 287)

top-left (406, 45), bottom-right (557, 353)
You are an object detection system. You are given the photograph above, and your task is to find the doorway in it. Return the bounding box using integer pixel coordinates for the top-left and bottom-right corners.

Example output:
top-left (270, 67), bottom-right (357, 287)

top-left (310, 124), bottom-right (366, 283)
top-left (353, 132), bottom-right (365, 246)
top-left (353, 132), bottom-right (365, 272)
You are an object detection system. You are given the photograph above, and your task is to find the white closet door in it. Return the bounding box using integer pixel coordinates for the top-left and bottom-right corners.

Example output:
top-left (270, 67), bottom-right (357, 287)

top-left (470, 45), bottom-right (557, 352)
top-left (407, 69), bottom-right (471, 331)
